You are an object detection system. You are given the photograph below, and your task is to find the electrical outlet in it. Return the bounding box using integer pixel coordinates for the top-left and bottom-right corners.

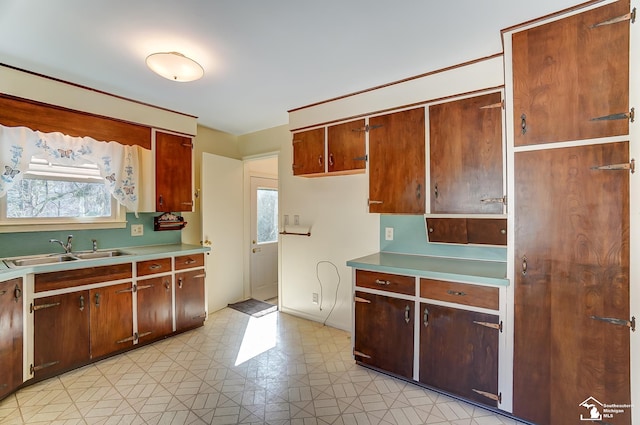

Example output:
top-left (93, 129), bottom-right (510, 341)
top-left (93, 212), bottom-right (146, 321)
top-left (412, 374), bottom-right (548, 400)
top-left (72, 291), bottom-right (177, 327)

top-left (312, 293), bottom-right (319, 304)
top-left (131, 224), bottom-right (144, 237)
top-left (385, 227), bottom-right (394, 241)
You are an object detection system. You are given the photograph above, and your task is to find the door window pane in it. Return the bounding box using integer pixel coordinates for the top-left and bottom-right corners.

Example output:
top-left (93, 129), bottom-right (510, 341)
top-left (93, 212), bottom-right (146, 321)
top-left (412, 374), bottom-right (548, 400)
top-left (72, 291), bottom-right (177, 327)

top-left (257, 188), bottom-right (278, 243)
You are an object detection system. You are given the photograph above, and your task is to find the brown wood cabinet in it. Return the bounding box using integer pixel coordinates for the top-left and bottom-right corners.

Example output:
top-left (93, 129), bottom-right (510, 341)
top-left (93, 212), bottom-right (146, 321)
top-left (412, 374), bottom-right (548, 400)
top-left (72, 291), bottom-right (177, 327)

top-left (429, 92), bottom-right (504, 214)
top-left (513, 142), bottom-right (631, 425)
top-left (327, 119), bottom-right (366, 174)
top-left (512, 0), bottom-right (630, 146)
top-left (354, 291), bottom-right (414, 379)
top-left (419, 303), bottom-right (499, 407)
top-left (90, 282), bottom-right (135, 358)
top-left (426, 217), bottom-right (507, 246)
top-left (33, 291), bottom-right (90, 380)
top-left (369, 107), bottom-right (426, 214)
top-left (155, 131), bottom-right (194, 212)
top-left (175, 269), bottom-right (206, 331)
top-left (292, 127), bottom-right (325, 176)
top-left (0, 277), bottom-right (23, 399)
top-left (137, 276), bottom-right (173, 343)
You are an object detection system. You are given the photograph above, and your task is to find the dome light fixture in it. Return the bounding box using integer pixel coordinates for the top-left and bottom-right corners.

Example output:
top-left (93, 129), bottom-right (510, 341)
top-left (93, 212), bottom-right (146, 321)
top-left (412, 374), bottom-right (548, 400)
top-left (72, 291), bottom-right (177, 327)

top-left (145, 51), bottom-right (204, 82)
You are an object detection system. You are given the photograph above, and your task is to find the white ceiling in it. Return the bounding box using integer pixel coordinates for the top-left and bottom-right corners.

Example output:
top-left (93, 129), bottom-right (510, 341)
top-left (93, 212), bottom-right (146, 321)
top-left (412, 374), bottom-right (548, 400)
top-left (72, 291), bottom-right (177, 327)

top-left (0, 0), bottom-right (580, 136)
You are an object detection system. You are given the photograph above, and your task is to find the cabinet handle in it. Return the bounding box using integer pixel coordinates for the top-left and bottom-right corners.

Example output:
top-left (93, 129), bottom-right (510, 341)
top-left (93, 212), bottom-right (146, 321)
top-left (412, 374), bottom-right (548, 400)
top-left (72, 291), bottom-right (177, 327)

top-left (181, 201), bottom-right (194, 206)
top-left (79, 295), bottom-right (85, 311)
top-left (368, 199), bottom-right (383, 205)
top-left (178, 277), bottom-right (183, 289)
top-left (184, 258), bottom-right (197, 265)
top-left (375, 279), bottom-right (391, 286)
top-left (164, 280), bottom-right (171, 291)
top-left (522, 256), bottom-right (528, 276)
top-left (158, 195), bottom-right (163, 206)
top-left (520, 114), bottom-right (527, 135)
top-left (0, 290), bottom-right (6, 296)
top-left (329, 153), bottom-right (334, 167)
top-left (416, 183), bottom-right (422, 200)
top-left (446, 290), bottom-right (466, 297)
top-left (423, 307), bottom-right (429, 326)
top-left (404, 305), bottom-right (411, 324)
top-left (14, 285), bottom-right (22, 301)
top-left (149, 263), bottom-right (162, 270)
top-left (95, 293), bottom-right (101, 307)
top-left (434, 183), bottom-right (439, 199)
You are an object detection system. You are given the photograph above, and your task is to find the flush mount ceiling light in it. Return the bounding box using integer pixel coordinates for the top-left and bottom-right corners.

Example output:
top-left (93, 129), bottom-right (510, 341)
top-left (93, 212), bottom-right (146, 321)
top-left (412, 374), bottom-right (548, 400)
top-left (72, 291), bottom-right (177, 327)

top-left (145, 51), bottom-right (204, 82)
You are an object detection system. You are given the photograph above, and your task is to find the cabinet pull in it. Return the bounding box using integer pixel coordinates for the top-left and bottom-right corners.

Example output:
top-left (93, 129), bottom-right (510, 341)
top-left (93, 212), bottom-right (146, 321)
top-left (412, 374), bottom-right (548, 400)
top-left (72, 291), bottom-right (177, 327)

top-left (354, 296), bottom-right (371, 303)
top-left (329, 153), bottom-right (334, 167)
top-left (416, 183), bottom-right (422, 200)
top-left (158, 195), bottom-right (163, 206)
top-left (14, 285), bottom-right (22, 301)
top-left (32, 302), bottom-right (61, 312)
top-left (149, 263), bottom-right (162, 270)
top-left (520, 114), bottom-right (527, 135)
top-left (183, 258), bottom-right (197, 265)
top-left (472, 389), bottom-right (502, 403)
top-left (164, 280), bottom-right (171, 291)
top-left (318, 155), bottom-right (323, 166)
top-left (375, 279), bottom-right (391, 286)
top-left (178, 277), bottom-right (183, 289)
top-left (474, 320), bottom-right (503, 332)
top-left (434, 183), bottom-right (439, 199)
top-left (590, 315), bottom-right (636, 331)
top-left (591, 159), bottom-right (635, 174)
top-left (368, 199), bottom-right (383, 205)
top-left (0, 290), bottom-right (6, 296)
top-left (31, 361), bottom-right (60, 373)
top-left (95, 293), bottom-right (101, 307)
top-left (447, 290), bottom-right (466, 296)
top-left (193, 273), bottom-right (206, 279)
top-left (353, 349), bottom-right (372, 359)
top-left (404, 305), bottom-right (411, 324)
top-left (590, 108), bottom-right (635, 123)
top-left (591, 8), bottom-right (636, 28)
top-left (521, 256), bottom-right (528, 276)
top-left (423, 307), bottom-right (429, 327)
top-left (79, 295), bottom-right (85, 311)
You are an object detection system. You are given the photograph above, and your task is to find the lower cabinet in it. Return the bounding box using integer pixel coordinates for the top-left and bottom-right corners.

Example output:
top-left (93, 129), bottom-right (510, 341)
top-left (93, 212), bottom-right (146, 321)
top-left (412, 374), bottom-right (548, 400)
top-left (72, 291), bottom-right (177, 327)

top-left (419, 303), bottom-right (500, 407)
top-left (354, 291), bottom-right (414, 379)
top-left (137, 276), bottom-right (173, 343)
top-left (90, 282), bottom-right (135, 358)
top-left (0, 277), bottom-right (23, 398)
top-left (33, 291), bottom-right (90, 380)
top-left (175, 269), bottom-right (207, 331)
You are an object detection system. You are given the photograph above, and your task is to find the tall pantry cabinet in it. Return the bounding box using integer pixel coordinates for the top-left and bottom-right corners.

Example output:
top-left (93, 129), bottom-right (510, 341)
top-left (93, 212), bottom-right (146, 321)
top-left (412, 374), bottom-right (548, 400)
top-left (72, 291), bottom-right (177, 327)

top-left (503, 1), bottom-right (634, 424)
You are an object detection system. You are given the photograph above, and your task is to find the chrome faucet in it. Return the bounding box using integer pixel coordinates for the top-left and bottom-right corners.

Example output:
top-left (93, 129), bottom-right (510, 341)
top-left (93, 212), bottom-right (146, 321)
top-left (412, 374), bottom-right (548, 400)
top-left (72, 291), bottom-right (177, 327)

top-left (50, 235), bottom-right (73, 253)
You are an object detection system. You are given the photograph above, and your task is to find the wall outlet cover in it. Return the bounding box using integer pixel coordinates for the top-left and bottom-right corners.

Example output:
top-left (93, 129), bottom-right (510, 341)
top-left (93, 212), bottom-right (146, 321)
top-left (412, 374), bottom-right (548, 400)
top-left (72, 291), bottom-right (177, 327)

top-left (385, 227), bottom-right (394, 241)
top-left (131, 224), bottom-right (144, 236)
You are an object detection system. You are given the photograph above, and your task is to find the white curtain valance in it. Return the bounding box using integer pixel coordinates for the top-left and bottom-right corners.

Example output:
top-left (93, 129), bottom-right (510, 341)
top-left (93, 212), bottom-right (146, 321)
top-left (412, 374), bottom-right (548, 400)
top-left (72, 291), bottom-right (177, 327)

top-left (0, 124), bottom-right (144, 213)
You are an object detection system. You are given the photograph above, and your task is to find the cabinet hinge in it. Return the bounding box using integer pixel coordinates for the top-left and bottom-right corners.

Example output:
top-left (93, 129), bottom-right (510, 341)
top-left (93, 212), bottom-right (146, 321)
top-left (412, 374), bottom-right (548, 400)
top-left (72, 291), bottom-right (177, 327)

top-left (354, 296), bottom-right (371, 304)
top-left (590, 107), bottom-right (634, 123)
top-left (591, 158), bottom-right (635, 174)
top-left (353, 349), bottom-right (372, 359)
top-left (116, 334), bottom-right (137, 344)
top-left (31, 361), bottom-right (60, 374)
top-left (31, 302), bottom-right (61, 313)
top-left (591, 7), bottom-right (636, 28)
top-left (353, 155), bottom-right (368, 162)
top-left (473, 320), bottom-right (503, 332)
top-left (480, 195), bottom-right (507, 206)
top-left (590, 315), bottom-right (635, 331)
top-left (181, 142), bottom-right (194, 149)
top-left (479, 100), bottom-right (504, 110)
top-left (472, 389), bottom-right (501, 403)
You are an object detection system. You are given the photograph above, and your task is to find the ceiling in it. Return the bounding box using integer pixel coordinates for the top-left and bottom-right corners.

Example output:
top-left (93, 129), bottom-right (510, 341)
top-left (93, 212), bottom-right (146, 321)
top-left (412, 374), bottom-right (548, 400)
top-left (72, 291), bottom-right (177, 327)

top-left (0, 0), bottom-right (581, 136)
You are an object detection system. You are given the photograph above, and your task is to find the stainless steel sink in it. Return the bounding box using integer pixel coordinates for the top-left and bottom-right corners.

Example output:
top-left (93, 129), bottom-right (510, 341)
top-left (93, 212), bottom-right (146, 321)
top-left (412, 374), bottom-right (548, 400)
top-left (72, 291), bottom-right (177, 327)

top-left (3, 249), bottom-right (131, 268)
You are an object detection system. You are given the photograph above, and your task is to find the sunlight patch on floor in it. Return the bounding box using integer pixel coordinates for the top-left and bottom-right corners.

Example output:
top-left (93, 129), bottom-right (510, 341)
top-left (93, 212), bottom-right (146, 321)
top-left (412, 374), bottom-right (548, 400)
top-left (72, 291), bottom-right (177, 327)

top-left (235, 312), bottom-right (278, 365)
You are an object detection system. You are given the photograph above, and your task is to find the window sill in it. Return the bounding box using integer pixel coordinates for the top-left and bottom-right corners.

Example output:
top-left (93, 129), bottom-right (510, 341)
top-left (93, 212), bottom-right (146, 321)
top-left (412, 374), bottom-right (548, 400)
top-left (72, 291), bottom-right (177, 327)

top-left (0, 220), bottom-right (127, 233)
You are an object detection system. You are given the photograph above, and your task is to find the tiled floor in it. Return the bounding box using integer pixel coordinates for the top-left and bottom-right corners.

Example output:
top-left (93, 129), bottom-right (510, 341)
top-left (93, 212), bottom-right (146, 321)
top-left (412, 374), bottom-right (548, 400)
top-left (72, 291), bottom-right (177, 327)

top-left (0, 308), bottom-right (527, 425)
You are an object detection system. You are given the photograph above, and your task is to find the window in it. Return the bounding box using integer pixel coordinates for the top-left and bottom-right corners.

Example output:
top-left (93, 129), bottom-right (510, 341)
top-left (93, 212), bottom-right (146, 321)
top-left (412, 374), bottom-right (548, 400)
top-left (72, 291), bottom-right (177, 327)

top-left (0, 157), bottom-right (125, 230)
top-left (256, 188), bottom-right (278, 244)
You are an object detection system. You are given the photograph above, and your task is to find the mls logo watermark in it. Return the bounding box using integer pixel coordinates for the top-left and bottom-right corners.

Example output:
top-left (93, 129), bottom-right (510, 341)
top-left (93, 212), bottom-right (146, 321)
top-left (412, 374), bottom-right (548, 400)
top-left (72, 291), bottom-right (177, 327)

top-left (579, 396), bottom-right (632, 421)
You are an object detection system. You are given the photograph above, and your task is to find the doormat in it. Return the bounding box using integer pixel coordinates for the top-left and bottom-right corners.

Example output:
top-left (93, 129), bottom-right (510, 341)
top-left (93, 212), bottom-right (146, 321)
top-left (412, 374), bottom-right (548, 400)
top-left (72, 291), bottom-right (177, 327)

top-left (228, 298), bottom-right (277, 317)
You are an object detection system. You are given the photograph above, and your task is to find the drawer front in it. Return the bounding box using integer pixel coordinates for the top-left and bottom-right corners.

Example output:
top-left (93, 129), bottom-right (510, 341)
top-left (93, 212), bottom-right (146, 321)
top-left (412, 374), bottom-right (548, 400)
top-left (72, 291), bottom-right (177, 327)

top-left (356, 270), bottom-right (415, 296)
top-left (35, 263), bottom-right (132, 292)
top-left (137, 257), bottom-right (172, 277)
top-left (175, 253), bottom-right (205, 270)
top-left (420, 278), bottom-right (499, 310)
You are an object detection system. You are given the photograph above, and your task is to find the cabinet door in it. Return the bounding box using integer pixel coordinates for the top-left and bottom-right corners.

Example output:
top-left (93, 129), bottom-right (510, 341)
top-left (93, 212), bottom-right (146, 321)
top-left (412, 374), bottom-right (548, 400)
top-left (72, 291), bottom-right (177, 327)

top-left (175, 269), bottom-right (206, 331)
top-left (90, 282), bottom-right (134, 359)
top-left (429, 92), bottom-right (503, 214)
top-left (292, 128), bottom-right (325, 176)
top-left (137, 277), bottom-right (173, 342)
top-left (155, 131), bottom-right (194, 212)
top-left (33, 291), bottom-right (90, 380)
top-left (369, 107), bottom-right (426, 214)
top-left (327, 119), bottom-right (366, 174)
top-left (0, 278), bottom-right (22, 398)
top-left (419, 303), bottom-right (499, 407)
top-left (512, 0), bottom-right (630, 146)
top-left (514, 142), bottom-right (630, 425)
top-left (354, 291), bottom-right (413, 379)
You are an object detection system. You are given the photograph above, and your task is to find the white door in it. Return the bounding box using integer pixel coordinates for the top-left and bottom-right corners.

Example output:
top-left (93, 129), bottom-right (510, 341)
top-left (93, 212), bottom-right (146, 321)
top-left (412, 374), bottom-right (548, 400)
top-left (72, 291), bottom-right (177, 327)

top-left (250, 176), bottom-right (278, 301)
top-left (201, 153), bottom-right (244, 313)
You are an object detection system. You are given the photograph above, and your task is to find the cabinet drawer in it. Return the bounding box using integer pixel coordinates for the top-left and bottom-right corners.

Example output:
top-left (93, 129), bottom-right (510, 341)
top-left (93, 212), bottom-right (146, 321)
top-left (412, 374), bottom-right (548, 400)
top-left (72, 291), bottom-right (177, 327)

top-left (356, 270), bottom-right (415, 296)
top-left (137, 257), bottom-right (172, 277)
top-left (175, 253), bottom-right (205, 270)
top-left (35, 263), bottom-right (132, 292)
top-left (420, 278), bottom-right (499, 310)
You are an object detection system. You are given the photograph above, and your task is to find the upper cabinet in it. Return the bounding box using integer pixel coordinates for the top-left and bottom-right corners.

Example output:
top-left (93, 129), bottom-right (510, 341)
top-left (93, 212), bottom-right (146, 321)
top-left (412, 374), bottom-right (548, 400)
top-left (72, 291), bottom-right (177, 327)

top-left (512, 0), bottom-right (630, 146)
top-left (155, 131), bottom-right (194, 212)
top-left (292, 119), bottom-right (366, 177)
top-left (429, 92), bottom-right (504, 214)
top-left (369, 107), bottom-right (426, 214)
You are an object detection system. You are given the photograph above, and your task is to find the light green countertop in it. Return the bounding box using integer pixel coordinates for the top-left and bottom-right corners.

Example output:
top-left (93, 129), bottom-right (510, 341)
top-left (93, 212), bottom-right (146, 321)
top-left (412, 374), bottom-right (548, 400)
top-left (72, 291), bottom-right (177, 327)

top-left (0, 243), bottom-right (210, 280)
top-left (347, 252), bottom-right (508, 286)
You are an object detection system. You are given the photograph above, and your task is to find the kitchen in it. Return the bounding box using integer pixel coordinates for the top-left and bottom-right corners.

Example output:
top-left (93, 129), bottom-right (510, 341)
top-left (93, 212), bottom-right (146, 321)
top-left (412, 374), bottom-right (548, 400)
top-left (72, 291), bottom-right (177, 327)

top-left (0, 0), bottom-right (638, 424)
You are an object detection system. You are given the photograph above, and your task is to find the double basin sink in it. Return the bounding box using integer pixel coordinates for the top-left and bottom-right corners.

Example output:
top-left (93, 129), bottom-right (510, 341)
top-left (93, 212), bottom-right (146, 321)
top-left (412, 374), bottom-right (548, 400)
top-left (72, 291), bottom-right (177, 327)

top-left (3, 249), bottom-right (131, 268)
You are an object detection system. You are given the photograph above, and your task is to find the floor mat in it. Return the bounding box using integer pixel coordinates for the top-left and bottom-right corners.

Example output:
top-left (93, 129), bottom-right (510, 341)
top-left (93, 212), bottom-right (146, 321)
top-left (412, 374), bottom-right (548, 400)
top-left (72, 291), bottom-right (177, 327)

top-left (228, 298), bottom-right (277, 317)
